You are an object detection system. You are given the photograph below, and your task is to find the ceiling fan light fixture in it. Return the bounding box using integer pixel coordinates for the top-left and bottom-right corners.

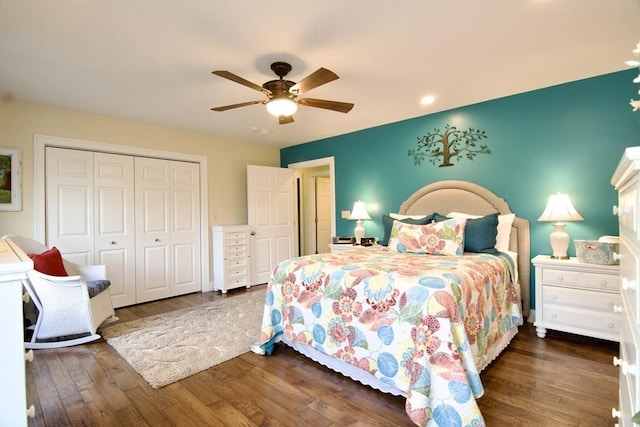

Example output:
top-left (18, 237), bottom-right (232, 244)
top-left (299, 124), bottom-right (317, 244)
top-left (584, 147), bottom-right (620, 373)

top-left (266, 98), bottom-right (298, 117)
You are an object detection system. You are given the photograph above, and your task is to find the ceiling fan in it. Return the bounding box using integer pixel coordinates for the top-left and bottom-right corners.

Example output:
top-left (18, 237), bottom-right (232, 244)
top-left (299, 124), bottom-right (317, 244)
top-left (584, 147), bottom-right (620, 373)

top-left (211, 61), bottom-right (354, 124)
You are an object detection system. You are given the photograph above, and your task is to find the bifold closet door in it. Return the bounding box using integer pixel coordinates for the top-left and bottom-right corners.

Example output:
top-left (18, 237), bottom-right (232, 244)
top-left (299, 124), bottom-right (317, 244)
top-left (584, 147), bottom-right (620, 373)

top-left (94, 152), bottom-right (136, 307)
top-left (135, 157), bottom-right (201, 303)
top-left (46, 148), bottom-right (136, 307)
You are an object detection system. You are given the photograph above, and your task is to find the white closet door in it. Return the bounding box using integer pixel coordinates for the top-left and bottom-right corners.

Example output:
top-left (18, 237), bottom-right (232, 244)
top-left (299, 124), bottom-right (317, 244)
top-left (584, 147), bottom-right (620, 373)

top-left (170, 160), bottom-right (201, 296)
top-left (94, 152), bottom-right (136, 308)
top-left (46, 147), bottom-right (94, 265)
top-left (135, 157), bottom-right (171, 303)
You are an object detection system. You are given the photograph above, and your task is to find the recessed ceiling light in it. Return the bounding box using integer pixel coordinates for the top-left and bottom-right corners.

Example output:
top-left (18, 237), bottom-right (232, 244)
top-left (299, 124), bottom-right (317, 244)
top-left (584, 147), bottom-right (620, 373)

top-left (420, 95), bottom-right (435, 105)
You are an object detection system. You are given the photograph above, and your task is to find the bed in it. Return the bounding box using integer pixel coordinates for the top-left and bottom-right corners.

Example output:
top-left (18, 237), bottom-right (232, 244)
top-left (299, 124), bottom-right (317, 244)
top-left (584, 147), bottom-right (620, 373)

top-left (253, 180), bottom-right (530, 426)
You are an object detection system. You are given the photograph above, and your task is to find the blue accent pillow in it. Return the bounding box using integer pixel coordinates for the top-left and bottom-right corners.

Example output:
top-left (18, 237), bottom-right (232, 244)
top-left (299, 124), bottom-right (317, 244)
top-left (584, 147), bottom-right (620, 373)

top-left (380, 214), bottom-right (434, 246)
top-left (464, 213), bottom-right (499, 254)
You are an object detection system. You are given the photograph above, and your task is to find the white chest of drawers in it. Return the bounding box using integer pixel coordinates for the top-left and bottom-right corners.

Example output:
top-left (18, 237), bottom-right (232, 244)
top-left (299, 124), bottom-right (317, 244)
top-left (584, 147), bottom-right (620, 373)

top-left (0, 238), bottom-right (35, 427)
top-left (532, 255), bottom-right (621, 341)
top-left (612, 146), bottom-right (640, 426)
top-left (212, 225), bottom-right (252, 293)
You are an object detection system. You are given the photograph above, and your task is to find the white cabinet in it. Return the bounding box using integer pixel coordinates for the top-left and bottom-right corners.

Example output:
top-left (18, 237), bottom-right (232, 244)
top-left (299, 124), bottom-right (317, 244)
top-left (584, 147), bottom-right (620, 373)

top-left (612, 146), bottom-right (640, 427)
top-left (0, 238), bottom-right (35, 427)
top-left (532, 255), bottom-right (621, 341)
top-left (212, 225), bottom-right (251, 293)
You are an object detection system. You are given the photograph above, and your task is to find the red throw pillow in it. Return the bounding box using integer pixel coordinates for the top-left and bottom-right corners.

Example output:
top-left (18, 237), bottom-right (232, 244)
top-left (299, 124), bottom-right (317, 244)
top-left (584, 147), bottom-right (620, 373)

top-left (28, 247), bottom-right (68, 276)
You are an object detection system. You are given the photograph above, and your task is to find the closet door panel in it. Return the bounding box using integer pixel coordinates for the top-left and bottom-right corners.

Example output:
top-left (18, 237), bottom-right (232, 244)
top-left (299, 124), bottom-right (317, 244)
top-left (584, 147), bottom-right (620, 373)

top-left (46, 147), bottom-right (94, 265)
top-left (170, 161), bottom-right (201, 295)
top-left (94, 153), bottom-right (136, 308)
top-left (135, 157), bottom-right (171, 303)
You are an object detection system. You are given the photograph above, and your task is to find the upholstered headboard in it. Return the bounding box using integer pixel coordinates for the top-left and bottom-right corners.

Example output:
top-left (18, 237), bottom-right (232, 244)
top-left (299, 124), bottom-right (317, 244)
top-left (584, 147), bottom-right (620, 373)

top-left (398, 180), bottom-right (531, 317)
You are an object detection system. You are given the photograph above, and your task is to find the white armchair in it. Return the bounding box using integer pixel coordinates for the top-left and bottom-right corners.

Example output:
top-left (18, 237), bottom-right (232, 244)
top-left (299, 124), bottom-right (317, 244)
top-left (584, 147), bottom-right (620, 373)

top-left (4, 235), bottom-right (118, 349)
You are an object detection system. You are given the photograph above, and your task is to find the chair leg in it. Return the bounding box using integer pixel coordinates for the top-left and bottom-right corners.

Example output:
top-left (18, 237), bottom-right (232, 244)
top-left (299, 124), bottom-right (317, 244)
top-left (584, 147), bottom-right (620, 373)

top-left (25, 334), bottom-right (102, 350)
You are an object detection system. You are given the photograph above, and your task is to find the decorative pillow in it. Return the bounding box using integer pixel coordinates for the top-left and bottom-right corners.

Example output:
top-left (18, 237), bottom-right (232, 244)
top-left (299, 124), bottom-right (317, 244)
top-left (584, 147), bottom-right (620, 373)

top-left (380, 213), bottom-right (434, 246)
top-left (447, 212), bottom-right (515, 252)
top-left (389, 213), bottom-right (430, 220)
top-left (388, 218), bottom-right (465, 256)
top-left (463, 213), bottom-right (499, 254)
top-left (28, 247), bottom-right (68, 276)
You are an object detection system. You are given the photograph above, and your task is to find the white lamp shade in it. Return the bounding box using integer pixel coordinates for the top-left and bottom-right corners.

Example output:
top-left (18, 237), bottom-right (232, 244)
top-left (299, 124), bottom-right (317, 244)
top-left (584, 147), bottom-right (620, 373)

top-left (266, 98), bottom-right (298, 116)
top-left (538, 193), bottom-right (583, 259)
top-left (348, 201), bottom-right (371, 220)
top-left (538, 193), bottom-right (584, 222)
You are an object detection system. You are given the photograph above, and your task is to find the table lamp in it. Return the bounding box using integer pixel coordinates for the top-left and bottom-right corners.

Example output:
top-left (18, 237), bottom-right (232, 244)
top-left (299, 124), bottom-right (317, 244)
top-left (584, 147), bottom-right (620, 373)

top-left (348, 200), bottom-right (371, 245)
top-left (538, 193), bottom-right (584, 259)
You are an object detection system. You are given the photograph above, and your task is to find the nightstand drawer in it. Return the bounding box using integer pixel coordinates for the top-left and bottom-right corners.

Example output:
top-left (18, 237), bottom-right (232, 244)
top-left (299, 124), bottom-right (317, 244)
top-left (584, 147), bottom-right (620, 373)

top-left (581, 272), bottom-right (620, 291)
top-left (542, 305), bottom-right (621, 335)
top-left (543, 285), bottom-right (621, 312)
top-left (542, 269), bottom-right (579, 286)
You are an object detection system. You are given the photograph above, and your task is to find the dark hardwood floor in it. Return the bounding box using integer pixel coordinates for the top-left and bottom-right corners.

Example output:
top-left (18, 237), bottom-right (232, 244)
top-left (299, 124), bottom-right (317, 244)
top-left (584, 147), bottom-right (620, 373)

top-left (25, 286), bottom-right (619, 426)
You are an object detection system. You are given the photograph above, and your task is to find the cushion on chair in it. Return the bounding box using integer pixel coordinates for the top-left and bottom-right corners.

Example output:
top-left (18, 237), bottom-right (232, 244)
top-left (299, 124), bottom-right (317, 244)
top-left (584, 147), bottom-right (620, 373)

top-left (28, 247), bottom-right (69, 276)
top-left (86, 280), bottom-right (111, 298)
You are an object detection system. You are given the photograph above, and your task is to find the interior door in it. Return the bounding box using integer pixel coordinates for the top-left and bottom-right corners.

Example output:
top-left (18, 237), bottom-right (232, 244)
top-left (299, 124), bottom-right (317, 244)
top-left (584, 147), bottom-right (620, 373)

top-left (94, 152), bottom-right (136, 307)
top-left (315, 176), bottom-right (332, 254)
top-left (247, 165), bottom-right (295, 285)
top-left (135, 157), bottom-right (171, 303)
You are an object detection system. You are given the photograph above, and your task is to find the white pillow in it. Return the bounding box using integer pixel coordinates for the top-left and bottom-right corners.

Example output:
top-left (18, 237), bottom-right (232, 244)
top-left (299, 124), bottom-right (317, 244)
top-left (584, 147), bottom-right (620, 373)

top-left (447, 212), bottom-right (515, 252)
top-left (389, 213), bottom-right (429, 220)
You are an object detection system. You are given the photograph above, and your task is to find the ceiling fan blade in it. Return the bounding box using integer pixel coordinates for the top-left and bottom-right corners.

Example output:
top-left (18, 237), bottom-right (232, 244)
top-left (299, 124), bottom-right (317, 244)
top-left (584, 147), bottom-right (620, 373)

top-left (279, 115), bottom-right (294, 125)
top-left (212, 70), bottom-right (270, 94)
top-left (297, 98), bottom-right (354, 113)
top-left (210, 100), bottom-right (264, 112)
top-left (289, 68), bottom-right (339, 94)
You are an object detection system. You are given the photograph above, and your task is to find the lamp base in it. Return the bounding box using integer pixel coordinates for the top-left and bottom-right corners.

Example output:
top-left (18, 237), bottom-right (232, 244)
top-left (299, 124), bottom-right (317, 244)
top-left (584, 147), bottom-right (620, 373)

top-left (549, 222), bottom-right (571, 260)
top-left (354, 220), bottom-right (365, 245)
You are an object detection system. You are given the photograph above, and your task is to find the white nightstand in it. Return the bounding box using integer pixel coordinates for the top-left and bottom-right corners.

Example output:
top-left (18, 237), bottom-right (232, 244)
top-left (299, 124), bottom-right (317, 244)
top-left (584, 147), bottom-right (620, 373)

top-left (329, 243), bottom-right (358, 253)
top-left (329, 243), bottom-right (380, 253)
top-left (532, 255), bottom-right (621, 341)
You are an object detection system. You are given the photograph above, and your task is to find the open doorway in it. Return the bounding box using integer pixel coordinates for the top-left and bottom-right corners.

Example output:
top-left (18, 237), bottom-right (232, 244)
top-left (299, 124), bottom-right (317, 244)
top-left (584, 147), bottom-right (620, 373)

top-left (287, 157), bottom-right (335, 256)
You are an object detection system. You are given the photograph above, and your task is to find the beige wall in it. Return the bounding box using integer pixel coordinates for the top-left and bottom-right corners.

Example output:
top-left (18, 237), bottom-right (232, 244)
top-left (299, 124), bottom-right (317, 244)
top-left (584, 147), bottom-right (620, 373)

top-left (0, 99), bottom-right (280, 238)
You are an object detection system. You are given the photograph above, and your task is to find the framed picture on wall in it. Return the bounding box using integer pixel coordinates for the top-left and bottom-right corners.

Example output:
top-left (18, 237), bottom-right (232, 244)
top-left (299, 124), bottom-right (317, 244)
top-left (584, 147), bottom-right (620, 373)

top-left (0, 148), bottom-right (21, 211)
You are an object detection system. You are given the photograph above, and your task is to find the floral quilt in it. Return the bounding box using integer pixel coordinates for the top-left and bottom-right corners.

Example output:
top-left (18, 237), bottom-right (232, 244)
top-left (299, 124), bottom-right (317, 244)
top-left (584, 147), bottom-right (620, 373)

top-left (255, 246), bottom-right (522, 426)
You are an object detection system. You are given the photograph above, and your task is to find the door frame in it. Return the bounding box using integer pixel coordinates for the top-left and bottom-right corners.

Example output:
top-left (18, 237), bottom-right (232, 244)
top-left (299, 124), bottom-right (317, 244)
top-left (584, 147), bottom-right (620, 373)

top-left (287, 157), bottom-right (336, 250)
top-left (33, 134), bottom-right (210, 291)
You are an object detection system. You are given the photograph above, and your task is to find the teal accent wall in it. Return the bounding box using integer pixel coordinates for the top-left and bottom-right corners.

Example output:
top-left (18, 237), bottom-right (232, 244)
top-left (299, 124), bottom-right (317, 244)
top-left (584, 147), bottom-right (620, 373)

top-left (281, 69), bottom-right (640, 309)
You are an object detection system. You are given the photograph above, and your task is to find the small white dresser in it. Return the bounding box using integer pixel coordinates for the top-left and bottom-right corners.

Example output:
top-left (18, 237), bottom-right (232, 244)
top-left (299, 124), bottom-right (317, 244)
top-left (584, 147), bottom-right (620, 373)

top-left (0, 238), bottom-right (35, 426)
top-left (612, 146), bottom-right (640, 426)
top-left (532, 255), bottom-right (621, 341)
top-left (212, 225), bottom-right (252, 293)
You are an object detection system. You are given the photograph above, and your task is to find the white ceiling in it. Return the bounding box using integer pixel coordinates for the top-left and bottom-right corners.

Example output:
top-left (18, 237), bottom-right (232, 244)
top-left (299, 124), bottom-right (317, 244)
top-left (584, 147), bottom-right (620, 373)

top-left (1, 1), bottom-right (639, 148)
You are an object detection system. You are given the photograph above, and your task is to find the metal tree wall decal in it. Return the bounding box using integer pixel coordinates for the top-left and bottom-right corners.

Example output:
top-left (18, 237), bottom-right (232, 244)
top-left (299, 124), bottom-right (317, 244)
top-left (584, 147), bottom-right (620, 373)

top-left (408, 124), bottom-right (491, 167)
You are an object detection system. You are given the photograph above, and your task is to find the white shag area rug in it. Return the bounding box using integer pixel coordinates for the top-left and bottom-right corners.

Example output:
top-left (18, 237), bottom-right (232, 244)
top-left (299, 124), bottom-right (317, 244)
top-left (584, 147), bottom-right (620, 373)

top-left (101, 287), bottom-right (266, 389)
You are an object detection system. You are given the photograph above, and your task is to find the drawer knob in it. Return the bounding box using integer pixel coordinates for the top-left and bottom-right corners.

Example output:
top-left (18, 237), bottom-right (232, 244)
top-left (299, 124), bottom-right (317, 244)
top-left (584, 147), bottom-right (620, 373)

top-left (607, 322), bottom-right (615, 329)
top-left (613, 305), bottom-right (623, 314)
top-left (623, 362), bottom-right (637, 376)
top-left (614, 356), bottom-right (622, 367)
top-left (556, 275), bottom-right (564, 281)
top-left (613, 252), bottom-right (621, 262)
top-left (551, 294), bottom-right (558, 299)
top-left (613, 205), bottom-right (619, 216)
top-left (25, 349), bottom-right (34, 362)
top-left (623, 278), bottom-right (637, 290)
top-left (613, 407), bottom-right (621, 419)
top-left (27, 405), bottom-right (35, 418)
top-left (551, 313), bottom-right (557, 319)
